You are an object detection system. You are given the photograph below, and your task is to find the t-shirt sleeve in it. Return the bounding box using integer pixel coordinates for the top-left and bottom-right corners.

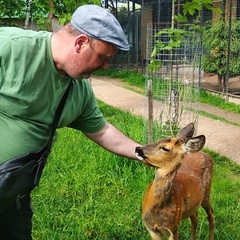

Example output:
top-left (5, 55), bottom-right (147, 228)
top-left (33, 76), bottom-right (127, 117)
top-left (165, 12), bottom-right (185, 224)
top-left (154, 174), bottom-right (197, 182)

top-left (67, 80), bottom-right (107, 133)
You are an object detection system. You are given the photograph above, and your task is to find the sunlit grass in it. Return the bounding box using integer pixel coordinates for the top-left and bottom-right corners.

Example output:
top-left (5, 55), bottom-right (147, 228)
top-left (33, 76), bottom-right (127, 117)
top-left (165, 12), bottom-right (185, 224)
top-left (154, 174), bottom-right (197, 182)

top-left (32, 103), bottom-right (240, 239)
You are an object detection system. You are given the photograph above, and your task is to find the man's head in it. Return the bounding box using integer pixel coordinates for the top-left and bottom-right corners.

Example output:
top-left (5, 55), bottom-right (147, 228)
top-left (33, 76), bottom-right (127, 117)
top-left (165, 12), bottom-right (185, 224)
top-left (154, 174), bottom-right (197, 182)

top-left (52, 5), bottom-right (129, 80)
top-left (70, 5), bottom-right (129, 51)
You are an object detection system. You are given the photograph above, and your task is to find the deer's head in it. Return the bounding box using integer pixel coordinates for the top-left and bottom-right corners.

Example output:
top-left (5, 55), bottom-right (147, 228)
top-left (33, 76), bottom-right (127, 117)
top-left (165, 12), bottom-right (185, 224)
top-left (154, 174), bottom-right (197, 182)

top-left (136, 123), bottom-right (205, 168)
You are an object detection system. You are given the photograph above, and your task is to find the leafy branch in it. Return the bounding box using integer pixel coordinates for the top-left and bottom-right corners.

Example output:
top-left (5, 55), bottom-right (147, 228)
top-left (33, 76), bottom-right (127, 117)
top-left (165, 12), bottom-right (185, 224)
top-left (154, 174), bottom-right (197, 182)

top-left (148, 0), bottom-right (220, 73)
top-left (0, 0), bottom-right (101, 30)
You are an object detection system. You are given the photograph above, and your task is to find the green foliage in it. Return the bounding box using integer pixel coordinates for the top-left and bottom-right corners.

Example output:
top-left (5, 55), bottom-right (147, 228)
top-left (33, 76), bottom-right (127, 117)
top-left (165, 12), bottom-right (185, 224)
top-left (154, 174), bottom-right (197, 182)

top-left (181, 0), bottom-right (218, 16)
top-left (148, 28), bottom-right (186, 73)
top-left (0, 0), bottom-right (101, 29)
top-left (174, 0), bottom-right (221, 23)
top-left (148, 0), bottom-right (219, 73)
top-left (200, 89), bottom-right (240, 113)
top-left (53, 0), bottom-right (101, 25)
top-left (0, 0), bottom-right (26, 26)
top-left (202, 20), bottom-right (240, 77)
top-left (94, 69), bottom-right (146, 89)
top-left (0, 0), bottom-right (26, 18)
top-left (155, 28), bottom-right (185, 48)
top-left (31, 102), bottom-right (240, 239)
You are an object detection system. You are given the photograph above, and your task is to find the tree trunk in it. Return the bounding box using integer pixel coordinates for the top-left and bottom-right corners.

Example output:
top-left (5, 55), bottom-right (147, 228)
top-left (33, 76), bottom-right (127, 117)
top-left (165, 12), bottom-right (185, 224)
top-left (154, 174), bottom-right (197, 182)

top-left (24, 0), bottom-right (32, 29)
top-left (217, 74), bottom-right (222, 85)
top-left (47, 0), bottom-right (54, 32)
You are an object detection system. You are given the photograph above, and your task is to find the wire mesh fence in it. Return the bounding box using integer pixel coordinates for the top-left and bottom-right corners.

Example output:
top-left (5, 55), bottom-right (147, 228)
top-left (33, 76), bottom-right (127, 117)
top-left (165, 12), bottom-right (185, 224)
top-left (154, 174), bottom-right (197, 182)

top-left (143, 23), bottom-right (202, 143)
top-left (109, 0), bottom-right (240, 101)
top-left (106, 0), bottom-right (240, 143)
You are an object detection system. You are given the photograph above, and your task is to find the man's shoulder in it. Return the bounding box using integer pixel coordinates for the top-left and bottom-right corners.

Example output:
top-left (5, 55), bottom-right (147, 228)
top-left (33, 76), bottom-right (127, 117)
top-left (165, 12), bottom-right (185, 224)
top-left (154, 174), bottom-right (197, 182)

top-left (0, 27), bottom-right (51, 40)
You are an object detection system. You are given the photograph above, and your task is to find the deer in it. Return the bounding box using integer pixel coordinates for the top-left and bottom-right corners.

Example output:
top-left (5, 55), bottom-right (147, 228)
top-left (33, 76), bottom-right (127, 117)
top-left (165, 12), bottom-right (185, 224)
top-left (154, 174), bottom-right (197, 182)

top-left (135, 123), bottom-right (215, 240)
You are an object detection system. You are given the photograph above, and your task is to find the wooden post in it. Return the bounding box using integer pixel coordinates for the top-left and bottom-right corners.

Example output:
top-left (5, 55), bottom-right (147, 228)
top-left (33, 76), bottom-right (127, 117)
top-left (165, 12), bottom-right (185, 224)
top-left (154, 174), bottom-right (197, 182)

top-left (148, 80), bottom-right (153, 143)
top-left (171, 89), bottom-right (179, 123)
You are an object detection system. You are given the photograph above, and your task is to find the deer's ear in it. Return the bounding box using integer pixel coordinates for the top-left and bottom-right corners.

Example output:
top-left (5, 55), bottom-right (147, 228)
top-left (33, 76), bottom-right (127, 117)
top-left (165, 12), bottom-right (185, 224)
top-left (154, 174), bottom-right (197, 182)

top-left (176, 122), bottom-right (195, 139)
top-left (183, 135), bottom-right (206, 153)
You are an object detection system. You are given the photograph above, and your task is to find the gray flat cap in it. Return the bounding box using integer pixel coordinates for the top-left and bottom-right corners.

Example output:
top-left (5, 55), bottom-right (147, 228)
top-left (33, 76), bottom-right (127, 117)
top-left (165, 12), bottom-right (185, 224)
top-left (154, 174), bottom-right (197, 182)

top-left (70, 5), bottom-right (130, 51)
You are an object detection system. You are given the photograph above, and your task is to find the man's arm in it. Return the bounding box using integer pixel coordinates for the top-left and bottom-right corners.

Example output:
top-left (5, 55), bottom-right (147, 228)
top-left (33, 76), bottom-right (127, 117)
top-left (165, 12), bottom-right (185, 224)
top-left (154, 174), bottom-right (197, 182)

top-left (84, 122), bottom-right (142, 160)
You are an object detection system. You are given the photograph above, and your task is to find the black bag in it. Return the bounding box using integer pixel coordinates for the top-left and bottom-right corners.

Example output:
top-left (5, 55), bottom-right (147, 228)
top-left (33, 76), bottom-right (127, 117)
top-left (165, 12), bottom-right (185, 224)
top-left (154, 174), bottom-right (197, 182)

top-left (0, 84), bottom-right (71, 213)
top-left (0, 147), bottom-right (49, 212)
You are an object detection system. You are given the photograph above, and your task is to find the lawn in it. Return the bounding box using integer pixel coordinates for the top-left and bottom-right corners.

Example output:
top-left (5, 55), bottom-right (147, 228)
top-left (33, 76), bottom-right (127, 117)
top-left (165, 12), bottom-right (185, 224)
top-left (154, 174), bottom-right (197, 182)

top-left (32, 102), bottom-right (240, 240)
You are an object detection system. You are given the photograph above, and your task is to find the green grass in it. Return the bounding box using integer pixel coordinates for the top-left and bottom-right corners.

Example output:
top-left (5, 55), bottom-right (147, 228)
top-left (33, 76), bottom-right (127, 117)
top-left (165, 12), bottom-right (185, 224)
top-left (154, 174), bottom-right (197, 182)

top-left (32, 102), bottom-right (240, 239)
top-left (198, 110), bottom-right (240, 127)
top-left (200, 89), bottom-right (240, 114)
top-left (94, 69), bottom-right (146, 89)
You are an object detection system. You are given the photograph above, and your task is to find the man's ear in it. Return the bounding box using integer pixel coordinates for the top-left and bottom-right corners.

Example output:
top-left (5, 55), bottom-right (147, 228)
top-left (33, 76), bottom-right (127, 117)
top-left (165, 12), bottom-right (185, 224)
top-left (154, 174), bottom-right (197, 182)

top-left (75, 35), bottom-right (89, 53)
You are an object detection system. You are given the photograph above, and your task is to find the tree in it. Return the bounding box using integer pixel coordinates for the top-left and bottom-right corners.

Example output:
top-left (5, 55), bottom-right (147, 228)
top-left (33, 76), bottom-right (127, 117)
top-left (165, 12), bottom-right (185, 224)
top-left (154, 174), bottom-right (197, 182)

top-left (0, 0), bottom-right (101, 30)
top-left (202, 20), bottom-right (240, 86)
top-left (0, 0), bottom-right (26, 26)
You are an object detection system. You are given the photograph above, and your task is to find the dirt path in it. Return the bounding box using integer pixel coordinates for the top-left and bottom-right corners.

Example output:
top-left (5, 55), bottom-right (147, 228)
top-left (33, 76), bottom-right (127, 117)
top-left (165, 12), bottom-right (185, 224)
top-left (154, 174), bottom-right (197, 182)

top-left (91, 76), bottom-right (240, 164)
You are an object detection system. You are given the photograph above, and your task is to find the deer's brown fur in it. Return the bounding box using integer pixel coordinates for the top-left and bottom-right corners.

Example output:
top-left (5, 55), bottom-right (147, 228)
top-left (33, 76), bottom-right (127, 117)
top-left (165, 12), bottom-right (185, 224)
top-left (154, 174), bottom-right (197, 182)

top-left (136, 123), bottom-right (215, 240)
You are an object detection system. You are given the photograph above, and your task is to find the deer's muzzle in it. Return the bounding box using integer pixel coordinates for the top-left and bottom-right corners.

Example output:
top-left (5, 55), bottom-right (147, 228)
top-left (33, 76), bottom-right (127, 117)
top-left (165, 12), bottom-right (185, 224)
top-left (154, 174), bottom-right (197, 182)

top-left (135, 147), bottom-right (147, 160)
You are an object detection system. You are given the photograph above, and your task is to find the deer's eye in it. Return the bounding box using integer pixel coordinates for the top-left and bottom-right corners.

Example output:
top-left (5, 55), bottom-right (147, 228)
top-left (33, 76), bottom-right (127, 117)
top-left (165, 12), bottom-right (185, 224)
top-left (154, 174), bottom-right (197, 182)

top-left (160, 146), bottom-right (170, 152)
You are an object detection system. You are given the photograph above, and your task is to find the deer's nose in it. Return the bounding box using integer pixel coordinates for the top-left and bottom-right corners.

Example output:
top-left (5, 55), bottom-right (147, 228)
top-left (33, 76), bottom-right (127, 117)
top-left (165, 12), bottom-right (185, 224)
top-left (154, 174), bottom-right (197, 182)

top-left (135, 147), bottom-right (145, 157)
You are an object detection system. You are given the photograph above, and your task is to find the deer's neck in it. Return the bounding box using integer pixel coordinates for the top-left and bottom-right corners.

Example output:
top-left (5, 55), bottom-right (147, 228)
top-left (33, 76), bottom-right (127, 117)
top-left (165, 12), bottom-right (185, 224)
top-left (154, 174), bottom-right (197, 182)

top-left (153, 162), bottom-right (181, 200)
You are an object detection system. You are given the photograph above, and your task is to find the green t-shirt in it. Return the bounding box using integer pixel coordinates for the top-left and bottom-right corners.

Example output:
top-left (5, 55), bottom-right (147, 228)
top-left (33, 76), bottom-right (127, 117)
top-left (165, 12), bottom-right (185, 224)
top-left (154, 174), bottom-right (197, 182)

top-left (0, 27), bottom-right (106, 162)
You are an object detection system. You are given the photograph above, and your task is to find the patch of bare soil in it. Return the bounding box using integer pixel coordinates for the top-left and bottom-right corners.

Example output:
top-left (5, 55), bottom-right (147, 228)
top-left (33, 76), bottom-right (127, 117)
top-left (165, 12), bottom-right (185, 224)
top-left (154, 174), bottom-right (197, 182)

top-left (202, 74), bottom-right (240, 96)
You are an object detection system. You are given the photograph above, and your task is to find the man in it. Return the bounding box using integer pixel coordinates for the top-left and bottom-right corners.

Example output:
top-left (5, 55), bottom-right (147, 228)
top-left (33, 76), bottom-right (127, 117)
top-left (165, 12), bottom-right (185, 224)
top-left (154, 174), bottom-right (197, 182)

top-left (0, 5), bottom-right (144, 239)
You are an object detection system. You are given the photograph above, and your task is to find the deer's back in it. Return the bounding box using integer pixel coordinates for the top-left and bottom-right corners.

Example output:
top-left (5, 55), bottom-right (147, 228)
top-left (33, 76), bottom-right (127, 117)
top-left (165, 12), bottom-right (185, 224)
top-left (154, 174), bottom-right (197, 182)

top-left (178, 151), bottom-right (213, 176)
top-left (173, 151), bottom-right (213, 217)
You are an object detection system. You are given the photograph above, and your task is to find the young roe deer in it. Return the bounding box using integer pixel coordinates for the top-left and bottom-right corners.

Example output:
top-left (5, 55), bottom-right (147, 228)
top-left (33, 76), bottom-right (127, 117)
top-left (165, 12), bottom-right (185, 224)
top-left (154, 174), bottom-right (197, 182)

top-left (135, 123), bottom-right (215, 240)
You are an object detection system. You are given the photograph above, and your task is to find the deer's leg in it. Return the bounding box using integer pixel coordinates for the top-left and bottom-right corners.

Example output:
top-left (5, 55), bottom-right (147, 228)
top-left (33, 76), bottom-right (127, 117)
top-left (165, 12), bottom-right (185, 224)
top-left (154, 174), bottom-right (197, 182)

top-left (173, 230), bottom-right (179, 240)
top-left (202, 201), bottom-right (215, 240)
top-left (201, 158), bottom-right (215, 240)
top-left (190, 212), bottom-right (198, 240)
